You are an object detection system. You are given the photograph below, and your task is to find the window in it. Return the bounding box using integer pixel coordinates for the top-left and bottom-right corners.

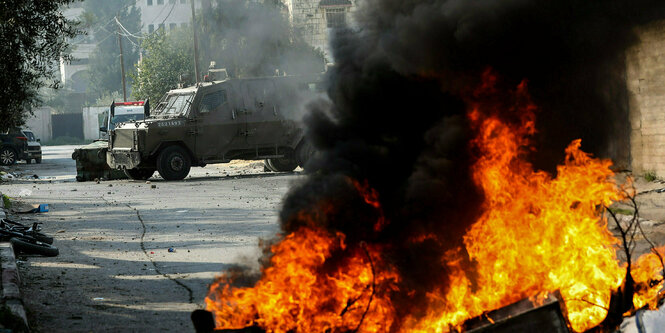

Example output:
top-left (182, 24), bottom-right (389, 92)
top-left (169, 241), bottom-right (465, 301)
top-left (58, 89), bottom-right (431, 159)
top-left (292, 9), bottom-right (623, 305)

top-left (170, 23), bottom-right (177, 30)
top-left (180, 0), bottom-right (186, 3)
top-left (157, 0), bottom-right (164, 4)
top-left (326, 8), bottom-right (346, 28)
top-left (154, 93), bottom-right (194, 116)
top-left (200, 90), bottom-right (227, 113)
top-left (158, 23), bottom-right (165, 31)
top-left (169, 0), bottom-right (175, 3)
top-left (148, 24), bottom-right (154, 33)
top-left (147, 0), bottom-right (153, 5)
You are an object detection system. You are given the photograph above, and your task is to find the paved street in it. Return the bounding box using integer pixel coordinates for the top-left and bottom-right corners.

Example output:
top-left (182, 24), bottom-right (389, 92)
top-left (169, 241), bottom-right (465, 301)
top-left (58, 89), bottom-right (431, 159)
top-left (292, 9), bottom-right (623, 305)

top-left (0, 145), bottom-right (300, 332)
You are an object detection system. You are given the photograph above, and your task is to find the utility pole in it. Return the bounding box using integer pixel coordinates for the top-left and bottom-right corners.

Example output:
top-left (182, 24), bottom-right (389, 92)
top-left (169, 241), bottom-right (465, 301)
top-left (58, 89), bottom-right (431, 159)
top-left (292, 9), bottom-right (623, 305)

top-left (117, 24), bottom-right (128, 102)
top-left (190, 0), bottom-right (201, 84)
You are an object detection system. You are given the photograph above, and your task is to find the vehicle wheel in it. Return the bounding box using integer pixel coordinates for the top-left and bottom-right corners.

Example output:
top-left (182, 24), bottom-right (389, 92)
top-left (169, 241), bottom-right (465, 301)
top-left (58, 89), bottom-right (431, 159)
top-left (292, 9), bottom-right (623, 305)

top-left (0, 147), bottom-right (17, 166)
top-left (295, 140), bottom-right (315, 169)
top-left (124, 168), bottom-right (155, 180)
top-left (10, 237), bottom-right (59, 257)
top-left (157, 146), bottom-right (191, 180)
top-left (263, 160), bottom-right (273, 172)
top-left (266, 157), bottom-right (297, 172)
top-left (36, 157), bottom-right (42, 164)
top-left (26, 159), bottom-right (31, 164)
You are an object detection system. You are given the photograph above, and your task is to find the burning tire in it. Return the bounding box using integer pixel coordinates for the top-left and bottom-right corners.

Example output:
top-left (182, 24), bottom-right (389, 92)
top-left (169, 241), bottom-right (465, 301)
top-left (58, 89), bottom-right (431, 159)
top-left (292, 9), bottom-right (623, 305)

top-left (0, 147), bottom-right (17, 165)
top-left (124, 168), bottom-right (155, 180)
top-left (157, 146), bottom-right (191, 180)
top-left (10, 237), bottom-right (59, 257)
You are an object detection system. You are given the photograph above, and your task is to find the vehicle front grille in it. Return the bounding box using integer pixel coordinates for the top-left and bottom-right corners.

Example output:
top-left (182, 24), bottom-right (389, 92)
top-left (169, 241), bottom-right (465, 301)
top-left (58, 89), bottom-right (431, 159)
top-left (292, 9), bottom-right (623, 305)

top-left (112, 129), bottom-right (135, 150)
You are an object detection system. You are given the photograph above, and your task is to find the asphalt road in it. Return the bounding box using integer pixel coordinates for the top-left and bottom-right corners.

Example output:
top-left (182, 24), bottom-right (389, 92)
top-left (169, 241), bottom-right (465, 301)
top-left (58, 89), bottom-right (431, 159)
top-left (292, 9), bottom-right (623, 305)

top-left (0, 145), bottom-right (301, 332)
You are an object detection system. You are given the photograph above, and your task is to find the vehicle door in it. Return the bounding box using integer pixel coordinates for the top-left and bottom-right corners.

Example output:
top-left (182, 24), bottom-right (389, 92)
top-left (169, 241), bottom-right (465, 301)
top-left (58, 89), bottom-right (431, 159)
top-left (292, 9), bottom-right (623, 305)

top-left (240, 79), bottom-right (284, 147)
top-left (193, 86), bottom-right (238, 161)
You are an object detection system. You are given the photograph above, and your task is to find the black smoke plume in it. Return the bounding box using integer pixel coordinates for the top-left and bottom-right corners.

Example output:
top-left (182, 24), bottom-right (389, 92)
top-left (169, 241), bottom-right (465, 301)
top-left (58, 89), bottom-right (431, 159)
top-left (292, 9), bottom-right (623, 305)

top-left (275, 0), bottom-right (665, 328)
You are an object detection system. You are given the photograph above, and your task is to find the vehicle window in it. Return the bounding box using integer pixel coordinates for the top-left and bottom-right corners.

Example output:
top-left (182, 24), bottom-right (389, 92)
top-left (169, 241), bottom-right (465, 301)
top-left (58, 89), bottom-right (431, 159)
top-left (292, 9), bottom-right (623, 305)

top-left (109, 114), bottom-right (145, 130)
top-left (23, 131), bottom-right (35, 141)
top-left (245, 81), bottom-right (275, 109)
top-left (199, 90), bottom-right (227, 113)
top-left (153, 93), bottom-right (194, 117)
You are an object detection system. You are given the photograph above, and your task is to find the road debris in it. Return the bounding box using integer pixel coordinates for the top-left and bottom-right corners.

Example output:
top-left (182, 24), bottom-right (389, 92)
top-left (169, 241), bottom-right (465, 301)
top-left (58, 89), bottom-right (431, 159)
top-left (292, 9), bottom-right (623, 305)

top-left (17, 203), bottom-right (49, 213)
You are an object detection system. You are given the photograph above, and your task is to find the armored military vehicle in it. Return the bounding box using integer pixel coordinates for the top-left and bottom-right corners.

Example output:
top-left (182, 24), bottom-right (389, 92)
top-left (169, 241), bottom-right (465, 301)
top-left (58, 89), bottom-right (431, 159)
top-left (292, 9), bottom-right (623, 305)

top-left (72, 101), bottom-right (147, 181)
top-left (107, 71), bottom-right (321, 180)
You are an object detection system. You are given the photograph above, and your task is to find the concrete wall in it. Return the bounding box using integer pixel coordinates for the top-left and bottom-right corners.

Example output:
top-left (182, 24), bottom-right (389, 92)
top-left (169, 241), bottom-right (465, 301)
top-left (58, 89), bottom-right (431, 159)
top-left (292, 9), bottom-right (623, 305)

top-left (82, 107), bottom-right (109, 140)
top-left (23, 107), bottom-right (53, 141)
top-left (627, 20), bottom-right (665, 177)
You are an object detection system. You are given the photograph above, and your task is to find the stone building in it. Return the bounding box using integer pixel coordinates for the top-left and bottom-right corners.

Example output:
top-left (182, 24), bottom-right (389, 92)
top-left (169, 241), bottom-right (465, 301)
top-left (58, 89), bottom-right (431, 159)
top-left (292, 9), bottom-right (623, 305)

top-left (283, 0), bottom-right (358, 60)
top-left (627, 21), bottom-right (665, 177)
top-left (59, 4), bottom-right (95, 92)
top-left (136, 0), bottom-right (205, 34)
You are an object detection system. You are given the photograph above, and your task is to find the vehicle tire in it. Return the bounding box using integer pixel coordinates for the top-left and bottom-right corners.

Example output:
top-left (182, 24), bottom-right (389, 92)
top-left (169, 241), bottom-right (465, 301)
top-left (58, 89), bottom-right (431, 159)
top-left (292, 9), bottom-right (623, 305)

top-left (28, 232), bottom-right (54, 245)
top-left (36, 157), bottom-right (42, 164)
top-left (1, 219), bottom-right (53, 245)
top-left (266, 157), bottom-right (297, 172)
top-left (124, 168), bottom-right (155, 180)
top-left (263, 160), bottom-right (274, 172)
top-left (0, 147), bottom-right (17, 166)
top-left (295, 140), bottom-right (315, 169)
top-left (157, 146), bottom-right (191, 181)
top-left (10, 237), bottom-right (59, 257)
top-left (26, 159), bottom-right (31, 164)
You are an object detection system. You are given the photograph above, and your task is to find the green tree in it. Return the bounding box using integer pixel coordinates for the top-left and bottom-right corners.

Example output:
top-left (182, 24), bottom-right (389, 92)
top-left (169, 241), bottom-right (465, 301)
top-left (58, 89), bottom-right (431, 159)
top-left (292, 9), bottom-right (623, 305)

top-left (83, 0), bottom-right (141, 100)
top-left (132, 0), bottom-right (325, 102)
top-left (199, 0), bottom-right (324, 78)
top-left (130, 30), bottom-right (193, 102)
top-left (0, 0), bottom-right (81, 130)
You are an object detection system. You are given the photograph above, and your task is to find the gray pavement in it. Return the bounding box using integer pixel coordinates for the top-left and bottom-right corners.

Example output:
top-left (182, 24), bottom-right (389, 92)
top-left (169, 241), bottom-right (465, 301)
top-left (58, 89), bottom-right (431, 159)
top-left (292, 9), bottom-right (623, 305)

top-left (0, 145), bottom-right (300, 332)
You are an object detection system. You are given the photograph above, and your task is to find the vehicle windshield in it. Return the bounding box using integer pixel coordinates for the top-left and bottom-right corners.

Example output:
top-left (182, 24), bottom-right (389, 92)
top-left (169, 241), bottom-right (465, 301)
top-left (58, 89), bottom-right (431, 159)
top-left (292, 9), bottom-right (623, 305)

top-left (153, 93), bottom-right (194, 117)
top-left (23, 131), bottom-right (36, 141)
top-left (109, 114), bottom-right (144, 130)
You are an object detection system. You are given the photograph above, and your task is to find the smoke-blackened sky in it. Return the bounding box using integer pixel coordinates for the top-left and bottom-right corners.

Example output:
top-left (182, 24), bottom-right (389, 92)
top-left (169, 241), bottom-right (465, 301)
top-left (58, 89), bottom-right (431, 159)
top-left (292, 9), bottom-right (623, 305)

top-left (278, 0), bottom-right (665, 326)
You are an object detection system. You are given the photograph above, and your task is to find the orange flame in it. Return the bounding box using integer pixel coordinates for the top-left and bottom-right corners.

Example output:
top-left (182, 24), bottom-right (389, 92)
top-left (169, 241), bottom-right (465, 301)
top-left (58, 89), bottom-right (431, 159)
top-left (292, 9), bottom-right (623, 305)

top-left (205, 222), bottom-right (400, 332)
top-left (205, 72), bottom-right (664, 332)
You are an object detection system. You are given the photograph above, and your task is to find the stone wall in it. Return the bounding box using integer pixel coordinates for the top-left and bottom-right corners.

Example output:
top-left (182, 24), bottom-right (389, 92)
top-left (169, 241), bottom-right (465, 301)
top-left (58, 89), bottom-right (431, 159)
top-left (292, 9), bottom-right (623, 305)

top-left (627, 20), bottom-right (665, 177)
top-left (284, 0), bottom-right (358, 60)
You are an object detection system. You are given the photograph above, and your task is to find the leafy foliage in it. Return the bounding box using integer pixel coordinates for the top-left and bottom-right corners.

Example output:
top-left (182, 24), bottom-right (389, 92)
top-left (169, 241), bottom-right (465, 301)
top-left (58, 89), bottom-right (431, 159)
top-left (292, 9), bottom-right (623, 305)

top-left (132, 0), bottom-right (325, 102)
top-left (0, 0), bottom-right (81, 130)
top-left (83, 0), bottom-right (141, 100)
top-left (644, 170), bottom-right (658, 182)
top-left (130, 30), bottom-right (194, 102)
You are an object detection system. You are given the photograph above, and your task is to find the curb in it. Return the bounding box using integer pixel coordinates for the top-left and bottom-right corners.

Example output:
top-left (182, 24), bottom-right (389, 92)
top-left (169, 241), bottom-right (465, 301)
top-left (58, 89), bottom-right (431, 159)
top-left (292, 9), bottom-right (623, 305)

top-left (0, 192), bottom-right (29, 330)
top-left (0, 242), bottom-right (28, 330)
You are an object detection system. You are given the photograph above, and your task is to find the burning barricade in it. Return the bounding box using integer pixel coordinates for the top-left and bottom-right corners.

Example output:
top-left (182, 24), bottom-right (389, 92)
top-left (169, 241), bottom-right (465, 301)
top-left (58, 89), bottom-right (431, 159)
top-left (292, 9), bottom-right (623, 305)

top-left (197, 0), bottom-right (665, 332)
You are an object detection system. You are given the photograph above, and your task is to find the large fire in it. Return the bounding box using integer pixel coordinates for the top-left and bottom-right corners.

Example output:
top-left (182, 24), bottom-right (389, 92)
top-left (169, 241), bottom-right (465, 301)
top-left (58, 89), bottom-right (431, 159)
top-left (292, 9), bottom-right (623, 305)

top-left (205, 74), bottom-right (664, 332)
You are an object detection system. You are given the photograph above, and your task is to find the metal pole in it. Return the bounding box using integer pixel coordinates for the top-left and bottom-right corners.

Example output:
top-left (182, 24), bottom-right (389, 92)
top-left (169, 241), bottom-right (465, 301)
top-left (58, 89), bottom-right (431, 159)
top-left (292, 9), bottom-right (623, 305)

top-left (117, 26), bottom-right (127, 102)
top-left (190, 0), bottom-right (201, 84)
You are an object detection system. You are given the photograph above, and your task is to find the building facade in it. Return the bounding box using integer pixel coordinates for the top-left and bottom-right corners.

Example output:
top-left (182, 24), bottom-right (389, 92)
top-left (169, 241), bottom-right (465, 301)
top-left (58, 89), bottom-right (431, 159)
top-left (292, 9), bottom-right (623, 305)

top-left (59, 4), bottom-right (95, 91)
top-left (283, 0), bottom-right (358, 60)
top-left (136, 0), bottom-right (207, 34)
top-left (627, 20), bottom-right (665, 177)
